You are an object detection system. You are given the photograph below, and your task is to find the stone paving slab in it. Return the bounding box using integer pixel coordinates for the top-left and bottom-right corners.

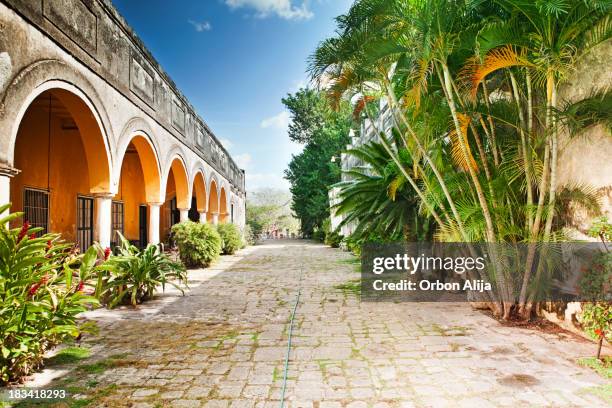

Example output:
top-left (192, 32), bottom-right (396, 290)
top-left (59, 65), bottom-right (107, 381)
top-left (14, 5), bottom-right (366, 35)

top-left (9, 240), bottom-right (610, 407)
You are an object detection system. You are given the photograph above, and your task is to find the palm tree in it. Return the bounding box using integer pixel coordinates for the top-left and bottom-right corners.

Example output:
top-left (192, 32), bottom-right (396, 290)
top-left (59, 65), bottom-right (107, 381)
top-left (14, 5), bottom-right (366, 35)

top-left (310, 0), bottom-right (611, 319)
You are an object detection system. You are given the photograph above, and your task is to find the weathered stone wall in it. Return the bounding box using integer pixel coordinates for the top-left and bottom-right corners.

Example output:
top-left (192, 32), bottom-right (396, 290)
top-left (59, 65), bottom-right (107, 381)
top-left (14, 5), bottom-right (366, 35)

top-left (0, 0), bottom-right (246, 229)
top-left (558, 40), bottom-right (612, 236)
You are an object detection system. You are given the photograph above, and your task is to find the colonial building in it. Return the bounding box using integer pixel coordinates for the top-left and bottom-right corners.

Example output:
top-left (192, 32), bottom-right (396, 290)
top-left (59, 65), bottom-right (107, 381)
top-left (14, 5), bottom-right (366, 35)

top-left (0, 0), bottom-right (246, 252)
top-left (329, 100), bottom-right (394, 236)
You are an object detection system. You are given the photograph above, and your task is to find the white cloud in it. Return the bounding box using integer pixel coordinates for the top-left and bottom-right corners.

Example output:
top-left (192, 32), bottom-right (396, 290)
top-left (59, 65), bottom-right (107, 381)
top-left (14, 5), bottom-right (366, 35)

top-left (246, 172), bottom-right (290, 190)
top-left (234, 153), bottom-right (252, 169)
top-left (261, 111), bottom-right (290, 130)
top-left (290, 78), bottom-right (308, 92)
top-left (225, 0), bottom-right (313, 20)
top-left (188, 19), bottom-right (212, 32)
top-left (219, 138), bottom-right (234, 150)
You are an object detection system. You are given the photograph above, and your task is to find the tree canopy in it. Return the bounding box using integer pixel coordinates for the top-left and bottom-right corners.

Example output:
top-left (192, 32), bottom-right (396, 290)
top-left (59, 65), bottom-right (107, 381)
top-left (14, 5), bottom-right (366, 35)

top-left (283, 89), bottom-right (352, 235)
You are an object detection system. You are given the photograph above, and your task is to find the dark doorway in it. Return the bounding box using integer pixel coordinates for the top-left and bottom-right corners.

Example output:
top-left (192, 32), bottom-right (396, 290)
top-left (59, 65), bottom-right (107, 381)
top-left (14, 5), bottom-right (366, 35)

top-left (139, 205), bottom-right (148, 248)
top-left (188, 196), bottom-right (199, 222)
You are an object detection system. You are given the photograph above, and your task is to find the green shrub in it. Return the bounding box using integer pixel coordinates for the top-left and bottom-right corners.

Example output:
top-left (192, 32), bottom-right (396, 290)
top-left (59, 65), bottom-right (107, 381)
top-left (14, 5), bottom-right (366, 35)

top-left (0, 204), bottom-right (99, 384)
top-left (171, 221), bottom-right (221, 267)
top-left (217, 223), bottom-right (243, 255)
top-left (325, 230), bottom-right (344, 248)
top-left (243, 224), bottom-right (256, 246)
top-left (312, 229), bottom-right (325, 242)
top-left (97, 233), bottom-right (187, 308)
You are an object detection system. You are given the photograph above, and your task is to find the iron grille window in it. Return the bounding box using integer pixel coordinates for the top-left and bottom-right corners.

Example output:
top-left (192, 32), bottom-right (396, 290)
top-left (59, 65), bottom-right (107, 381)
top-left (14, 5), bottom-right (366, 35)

top-left (76, 196), bottom-right (94, 254)
top-left (23, 188), bottom-right (49, 236)
top-left (111, 201), bottom-right (124, 247)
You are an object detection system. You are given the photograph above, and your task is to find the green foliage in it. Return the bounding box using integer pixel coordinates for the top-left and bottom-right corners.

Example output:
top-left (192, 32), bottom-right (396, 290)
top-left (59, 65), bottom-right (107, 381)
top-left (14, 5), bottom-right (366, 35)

top-left (580, 251), bottom-right (612, 302)
top-left (243, 224), bottom-right (256, 246)
top-left (246, 189), bottom-right (299, 239)
top-left (0, 204), bottom-right (99, 384)
top-left (312, 229), bottom-right (325, 242)
top-left (578, 356), bottom-right (612, 379)
top-left (588, 216), bottom-right (612, 247)
top-left (216, 223), bottom-right (243, 255)
top-left (580, 302), bottom-right (612, 342)
top-left (97, 233), bottom-right (187, 308)
top-left (171, 221), bottom-right (221, 267)
top-left (306, 0), bottom-right (612, 318)
top-left (324, 230), bottom-right (344, 248)
top-left (333, 141), bottom-right (434, 242)
top-left (46, 346), bottom-right (91, 366)
top-left (283, 89), bottom-right (352, 235)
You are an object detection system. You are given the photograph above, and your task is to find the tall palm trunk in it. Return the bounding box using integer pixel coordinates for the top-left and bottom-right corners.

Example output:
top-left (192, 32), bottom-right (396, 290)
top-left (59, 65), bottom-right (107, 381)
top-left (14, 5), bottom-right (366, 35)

top-left (509, 71), bottom-right (534, 231)
top-left (518, 74), bottom-right (556, 318)
top-left (441, 62), bottom-right (511, 318)
top-left (441, 63), bottom-right (496, 243)
top-left (383, 79), bottom-right (471, 242)
top-left (360, 90), bottom-right (445, 227)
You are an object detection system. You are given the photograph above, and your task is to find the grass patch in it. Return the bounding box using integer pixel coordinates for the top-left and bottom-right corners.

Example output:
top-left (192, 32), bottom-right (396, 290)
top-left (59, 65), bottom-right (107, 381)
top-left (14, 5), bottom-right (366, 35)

top-left (580, 384), bottom-right (612, 403)
top-left (334, 279), bottom-right (361, 296)
top-left (337, 257), bottom-right (360, 265)
top-left (46, 346), bottom-right (91, 366)
top-left (77, 353), bottom-right (133, 374)
top-left (578, 356), bottom-right (612, 379)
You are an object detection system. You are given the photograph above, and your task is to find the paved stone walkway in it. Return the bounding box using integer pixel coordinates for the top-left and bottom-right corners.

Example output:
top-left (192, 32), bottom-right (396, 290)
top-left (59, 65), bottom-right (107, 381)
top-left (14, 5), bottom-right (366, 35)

top-left (16, 240), bottom-right (610, 407)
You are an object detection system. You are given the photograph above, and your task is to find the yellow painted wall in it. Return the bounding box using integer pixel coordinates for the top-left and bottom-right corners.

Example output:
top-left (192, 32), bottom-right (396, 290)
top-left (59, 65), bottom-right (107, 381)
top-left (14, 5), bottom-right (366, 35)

top-left (114, 148), bottom-right (146, 241)
top-left (10, 98), bottom-right (90, 243)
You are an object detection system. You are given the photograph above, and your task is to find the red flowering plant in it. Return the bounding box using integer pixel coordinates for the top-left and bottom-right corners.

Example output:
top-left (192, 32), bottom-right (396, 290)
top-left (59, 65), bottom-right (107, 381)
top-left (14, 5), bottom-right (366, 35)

top-left (579, 216), bottom-right (612, 360)
top-left (0, 204), bottom-right (100, 385)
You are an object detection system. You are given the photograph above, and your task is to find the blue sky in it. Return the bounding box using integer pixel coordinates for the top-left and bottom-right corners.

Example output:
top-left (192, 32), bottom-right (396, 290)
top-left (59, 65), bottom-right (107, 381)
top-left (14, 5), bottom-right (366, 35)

top-left (112, 0), bottom-right (352, 191)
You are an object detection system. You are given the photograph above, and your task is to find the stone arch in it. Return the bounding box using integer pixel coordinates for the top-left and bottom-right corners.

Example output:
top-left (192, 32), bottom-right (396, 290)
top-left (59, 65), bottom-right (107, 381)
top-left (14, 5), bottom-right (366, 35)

top-left (208, 176), bottom-right (219, 223)
top-left (219, 185), bottom-right (229, 223)
top-left (115, 130), bottom-right (162, 204)
top-left (8, 83), bottom-right (112, 250)
top-left (163, 154), bottom-right (190, 209)
top-left (1, 60), bottom-right (114, 183)
top-left (191, 168), bottom-right (207, 212)
top-left (4, 80), bottom-right (112, 193)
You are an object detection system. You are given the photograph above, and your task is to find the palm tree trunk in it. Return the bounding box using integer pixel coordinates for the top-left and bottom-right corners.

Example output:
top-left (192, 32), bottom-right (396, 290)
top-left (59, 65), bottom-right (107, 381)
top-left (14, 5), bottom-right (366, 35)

top-left (543, 78), bottom-right (558, 238)
top-left (441, 63), bottom-right (510, 317)
top-left (441, 64), bottom-right (496, 243)
top-left (509, 71), bottom-right (534, 231)
top-left (482, 82), bottom-right (501, 166)
top-left (518, 74), bottom-right (555, 318)
top-left (382, 79), bottom-right (471, 242)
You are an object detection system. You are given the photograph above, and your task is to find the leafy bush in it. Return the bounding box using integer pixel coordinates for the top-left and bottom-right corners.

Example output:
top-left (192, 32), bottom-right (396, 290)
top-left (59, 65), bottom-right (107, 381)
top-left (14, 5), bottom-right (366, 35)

top-left (580, 251), bottom-right (612, 302)
top-left (580, 302), bottom-right (611, 359)
top-left (216, 223), bottom-right (243, 255)
top-left (0, 204), bottom-right (99, 384)
top-left (243, 224), bottom-right (257, 246)
top-left (97, 233), bottom-right (187, 308)
top-left (325, 230), bottom-right (344, 248)
top-left (171, 221), bottom-right (221, 267)
top-left (312, 229), bottom-right (325, 242)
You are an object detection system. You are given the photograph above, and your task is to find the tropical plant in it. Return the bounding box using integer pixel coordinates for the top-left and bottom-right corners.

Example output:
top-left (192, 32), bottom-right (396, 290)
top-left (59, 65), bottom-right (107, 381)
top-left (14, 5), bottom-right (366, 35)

top-left (581, 302), bottom-right (611, 360)
top-left (324, 229), bottom-right (344, 248)
top-left (283, 89), bottom-right (353, 235)
top-left (96, 233), bottom-right (186, 308)
top-left (216, 223), bottom-right (243, 255)
top-left (333, 141), bottom-right (435, 242)
top-left (171, 221), bottom-right (221, 267)
top-left (0, 204), bottom-right (99, 384)
top-left (308, 0), bottom-right (611, 319)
